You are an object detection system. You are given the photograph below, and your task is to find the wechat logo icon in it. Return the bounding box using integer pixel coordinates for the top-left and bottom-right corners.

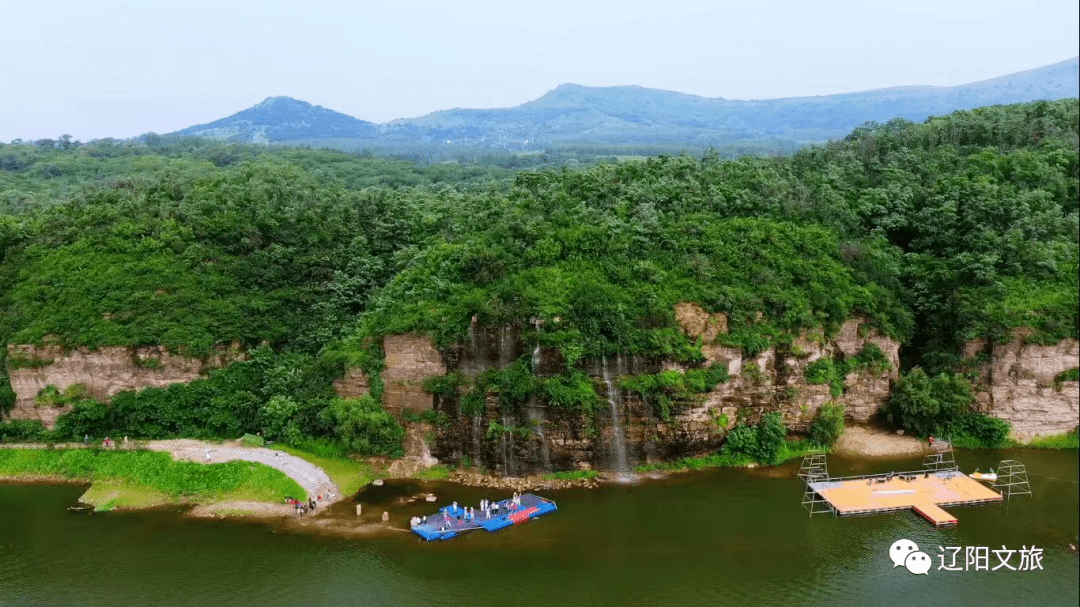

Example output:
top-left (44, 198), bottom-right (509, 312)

top-left (890, 539), bottom-right (931, 575)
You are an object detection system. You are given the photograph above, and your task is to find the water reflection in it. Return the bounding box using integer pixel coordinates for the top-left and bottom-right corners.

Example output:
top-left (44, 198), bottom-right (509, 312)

top-left (1, 449), bottom-right (1076, 607)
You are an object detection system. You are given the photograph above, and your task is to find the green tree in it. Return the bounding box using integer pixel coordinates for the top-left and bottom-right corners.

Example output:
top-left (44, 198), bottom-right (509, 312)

top-left (809, 402), bottom-right (846, 446)
top-left (321, 396), bottom-right (404, 457)
top-left (884, 368), bottom-right (974, 436)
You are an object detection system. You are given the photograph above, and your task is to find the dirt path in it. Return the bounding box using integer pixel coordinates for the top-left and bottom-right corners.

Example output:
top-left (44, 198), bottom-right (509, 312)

top-left (143, 439), bottom-right (342, 504)
top-left (833, 425), bottom-right (931, 458)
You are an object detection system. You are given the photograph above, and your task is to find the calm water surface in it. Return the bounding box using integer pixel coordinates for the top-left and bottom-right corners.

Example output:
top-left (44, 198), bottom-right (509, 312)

top-left (2, 449), bottom-right (1077, 607)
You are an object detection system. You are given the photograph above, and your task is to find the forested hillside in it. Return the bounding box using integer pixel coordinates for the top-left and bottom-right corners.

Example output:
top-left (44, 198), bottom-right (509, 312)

top-left (1, 99), bottom-right (1076, 453)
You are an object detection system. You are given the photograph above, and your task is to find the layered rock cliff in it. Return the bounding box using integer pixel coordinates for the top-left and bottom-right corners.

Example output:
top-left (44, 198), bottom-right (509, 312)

top-left (4, 344), bottom-right (241, 427)
top-left (965, 331), bottom-right (1080, 439)
top-left (337, 307), bottom-right (902, 474)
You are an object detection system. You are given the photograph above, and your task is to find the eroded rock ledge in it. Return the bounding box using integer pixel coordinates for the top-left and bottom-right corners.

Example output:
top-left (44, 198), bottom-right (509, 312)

top-left (965, 331), bottom-right (1080, 439)
top-left (5, 344), bottom-right (242, 427)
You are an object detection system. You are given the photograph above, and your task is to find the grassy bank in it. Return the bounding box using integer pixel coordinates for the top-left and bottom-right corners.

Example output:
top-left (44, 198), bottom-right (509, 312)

top-left (926, 428), bottom-right (1078, 451)
top-left (1022, 430), bottom-right (1080, 449)
top-left (270, 444), bottom-right (377, 496)
top-left (633, 439), bottom-right (823, 474)
top-left (542, 470), bottom-right (599, 481)
top-left (0, 449), bottom-right (305, 510)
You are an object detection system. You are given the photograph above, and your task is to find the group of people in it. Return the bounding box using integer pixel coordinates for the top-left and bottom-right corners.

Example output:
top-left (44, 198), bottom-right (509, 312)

top-left (82, 432), bottom-right (129, 447)
top-left (286, 496), bottom-right (319, 517)
top-left (415, 493), bottom-right (531, 532)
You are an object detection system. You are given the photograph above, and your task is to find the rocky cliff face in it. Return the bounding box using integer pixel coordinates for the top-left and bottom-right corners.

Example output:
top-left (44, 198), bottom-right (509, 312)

top-left (4, 344), bottom-right (241, 428)
top-left (966, 331), bottom-right (1079, 439)
top-left (666, 307), bottom-right (899, 460)
top-left (337, 306), bottom-right (901, 474)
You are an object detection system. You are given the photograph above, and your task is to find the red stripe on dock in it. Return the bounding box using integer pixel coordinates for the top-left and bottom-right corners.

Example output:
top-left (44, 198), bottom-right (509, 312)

top-left (509, 507), bottom-right (538, 524)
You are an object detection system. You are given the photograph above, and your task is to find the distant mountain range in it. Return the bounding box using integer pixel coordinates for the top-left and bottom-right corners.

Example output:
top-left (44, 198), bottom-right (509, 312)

top-left (173, 56), bottom-right (1079, 151)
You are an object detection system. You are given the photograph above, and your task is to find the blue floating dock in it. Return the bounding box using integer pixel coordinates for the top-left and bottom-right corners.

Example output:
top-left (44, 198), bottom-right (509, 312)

top-left (411, 493), bottom-right (557, 541)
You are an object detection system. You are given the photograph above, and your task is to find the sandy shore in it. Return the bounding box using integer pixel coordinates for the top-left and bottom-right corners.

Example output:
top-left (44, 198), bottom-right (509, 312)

top-left (832, 425), bottom-right (932, 458)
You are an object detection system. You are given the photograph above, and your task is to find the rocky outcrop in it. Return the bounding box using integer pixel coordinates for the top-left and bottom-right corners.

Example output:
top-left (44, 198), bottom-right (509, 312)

top-left (380, 335), bottom-right (445, 413)
top-left (362, 308), bottom-right (901, 475)
top-left (669, 317), bottom-right (900, 457)
top-left (332, 367), bottom-right (370, 399)
top-left (966, 331), bottom-right (1079, 439)
top-left (675, 302), bottom-right (728, 343)
top-left (333, 334), bottom-right (447, 411)
top-left (5, 344), bottom-right (242, 428)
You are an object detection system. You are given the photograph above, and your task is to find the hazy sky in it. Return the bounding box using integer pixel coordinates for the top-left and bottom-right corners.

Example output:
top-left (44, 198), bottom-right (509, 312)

top-left (2, 0), bottom-right (1077, 142)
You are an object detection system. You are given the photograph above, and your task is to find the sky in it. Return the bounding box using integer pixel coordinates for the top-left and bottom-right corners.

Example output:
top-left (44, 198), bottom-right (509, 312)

top-left (1, 0), bottom-right (1077, 142)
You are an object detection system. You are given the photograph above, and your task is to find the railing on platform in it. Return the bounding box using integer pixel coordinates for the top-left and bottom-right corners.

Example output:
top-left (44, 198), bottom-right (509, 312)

top-left (810, 468), bottom-right (962, 484)
top-left (922, 439), bottom-right (958, 472)
top-left (798, 451), bottom-right (835, 516)
top-left (798, 452), bottom-right (829, 482)
top-left (991, 460), bottom-right (1032, 499)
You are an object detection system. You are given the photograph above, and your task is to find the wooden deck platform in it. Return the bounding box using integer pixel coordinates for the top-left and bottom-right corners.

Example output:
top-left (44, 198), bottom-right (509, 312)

top-left (808, 470), bottom-right (1002, 526)
top-left (913, 503), bottom-right (958, 527)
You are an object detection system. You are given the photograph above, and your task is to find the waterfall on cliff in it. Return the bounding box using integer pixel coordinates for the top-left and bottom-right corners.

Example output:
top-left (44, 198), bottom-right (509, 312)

top-left (471, 412), bottom-right (482, 469)
top-left (499, 325), bottom-right (513, 368)
top-left (529, 344), bottom-right (551, 470)
top-left (601, 356), bottom-right (630, 474)
top-left (501, 409), bottom-right (516, 475)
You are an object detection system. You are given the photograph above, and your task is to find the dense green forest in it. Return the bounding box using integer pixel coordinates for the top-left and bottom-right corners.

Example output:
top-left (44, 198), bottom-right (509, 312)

top-left (1, 99), bottom-right (1077, 453)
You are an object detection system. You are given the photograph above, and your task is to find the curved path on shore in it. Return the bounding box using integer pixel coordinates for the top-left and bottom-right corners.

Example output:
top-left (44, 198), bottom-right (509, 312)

top-left (144, 439), bottom-right (342, 505)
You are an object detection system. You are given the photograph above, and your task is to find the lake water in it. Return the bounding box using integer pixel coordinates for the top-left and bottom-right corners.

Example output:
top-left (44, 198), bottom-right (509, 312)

top-left (2, 449), bottom-right (1077, 606)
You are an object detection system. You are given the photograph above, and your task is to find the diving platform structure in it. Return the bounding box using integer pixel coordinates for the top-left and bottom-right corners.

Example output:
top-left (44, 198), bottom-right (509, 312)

top-left (412, 493), bottom-right (557, 541)
top-left (799, 441), bottom-right (1028, 527)
top-left (992, 459), bottom-right (1032, 499)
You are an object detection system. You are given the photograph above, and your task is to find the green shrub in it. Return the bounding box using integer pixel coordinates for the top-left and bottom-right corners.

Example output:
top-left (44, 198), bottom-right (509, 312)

top-left (723, 424), bottom-right (758, 455)
top-left (950, 413), bottom-right (1011, 448)
top-left (34, 384), bottom-right (90, 408)
top-left (0, 364), bottom-right (17, 414)
top-left (459, 384), bottom-right (488, 416)
top-left (321, 396), bottom-right (404, 457)
top-left (849, 343), bottom-right (891, 374)
top-left (621, 363), bottom-right (728, 420)
top-left (241, 433), bottom-right (265, 447)
top-left (884, 368), bottom-right (974, 437)
top-left (542, 370), bottom-right (601, 414)
top-left (1055, 367), bottom-right (1079, 386)
top-left (805, 344), bottom-right (892, 397)
top-left (804, 358), bottom-right (844, 397)
top-left (6, 350), bottom-right (54, 370)
top-left (0, 419), bottom-right (56, 442)
top-left (809, 401), bottom-right (846, 446)
top-left (721, 412), bottom-right (788, 465)
top-left (288, 437), bottom-right (349, 459)
top-left (422, 371), bottom-right (468, 399)
top-left (754, 412), bottom-right (787, 465)
top-left (258, 395), bottom-right (303, 444)
top-left (403, 408), bottom-right (452, 429)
